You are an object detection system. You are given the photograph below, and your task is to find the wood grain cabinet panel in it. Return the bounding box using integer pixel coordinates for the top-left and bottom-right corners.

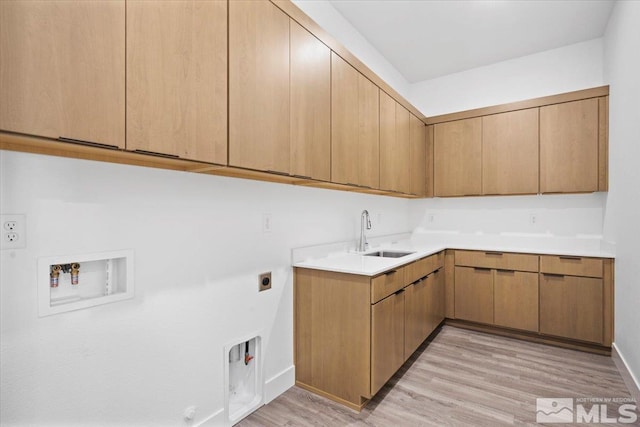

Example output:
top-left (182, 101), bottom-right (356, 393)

top-left (426, 268), bottom-right (445, 336)
top-left (331, 53), bottom-right (380, 189)
top-left (425, 125), bottom-right (435, 198)
top-left (454, 266), bottom-right (494, 324)
top-left (540, 98), bottom-right (599, 193)
top-left (0, 0), bottom-right (125, 148)
top-left (290, 21), bottom-right (331, 181)
top-left (380, 92), bottom-right (411, 193)
top-left (455, 250), bottom-right (539, 272)
top-left (482, 108), bottom-right (539, 195)
top-left (540, 255), bottom-right (603, 278)
top-left (434, 118), bottom-right (482, 197)
top-left (229, 0), bottom-right (290, 173)
top-left (127, 0), bottom-right (227, 163)
top-left (494, 270), bottom-right (538, 332)
top-left (294, 269), bottom-right (371, 407)
top-left (371, 290), bottom-right (405, 396)
top-left (540, 274), bottom-right (603, 344)
top-left (410, 114), bottom-right (427, 197)
top-left (403, 280), bottom-right (428, 360)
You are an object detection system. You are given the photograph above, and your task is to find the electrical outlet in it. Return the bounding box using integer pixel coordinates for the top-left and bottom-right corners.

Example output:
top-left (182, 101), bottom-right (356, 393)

top-left (1, 214), bottom-right (26, 250)
top-left (258, 272), bottom-right (271, 292)
top-left (262, 213), bottom-right (272, 234)
top-left (530, 213), bottom-right (537, 225)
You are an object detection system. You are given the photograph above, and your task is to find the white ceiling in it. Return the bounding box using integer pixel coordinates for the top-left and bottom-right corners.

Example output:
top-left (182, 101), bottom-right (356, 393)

top-left (328, 0), bottom-right (615, 83)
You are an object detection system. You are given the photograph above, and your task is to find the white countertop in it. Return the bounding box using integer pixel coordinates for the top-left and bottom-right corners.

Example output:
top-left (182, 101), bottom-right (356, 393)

top-left (292, 231), bottom-right (615, 277)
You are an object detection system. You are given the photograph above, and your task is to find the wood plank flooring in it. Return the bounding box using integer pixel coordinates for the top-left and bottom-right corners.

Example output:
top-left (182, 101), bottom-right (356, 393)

top-left (239, 326), bottom-right (637, 426)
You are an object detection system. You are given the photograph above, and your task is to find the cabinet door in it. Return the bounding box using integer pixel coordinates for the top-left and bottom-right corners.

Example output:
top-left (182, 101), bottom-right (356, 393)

top-left (410, 114), bottom-right (427, 197)
top-left (454, 266), bottom-right (493, 324)
top-left (425, 125), bottom-right (435, 198)
top-left (434, 118), bottom-right (482, 196)
top-left (404, 280), bottom-right (428, 359)
top-left (482, 109), bottom-right (539, 195)
top-left (371, 290), bottom-right (404, 396)
top-left (0, 0), bottom-right (125, 148)
top-left (380, 92), bottom-right (410, 193)
top-left (290, 21), bottom-right (330, 181)
top-left (540, 274), bottom-right (603, 344)
top-left (426, 268), bottom-right (445, 336)
top-left (540, 99), bottom-right (599, 193)
top-left (127, 0), bottom-right (226, 163)
top-left (229, 0), bottom-right (289, 173)
top-left (331, 54), bottom-right (380, 188)
top-left (494, 270), bottom-right (538, 332)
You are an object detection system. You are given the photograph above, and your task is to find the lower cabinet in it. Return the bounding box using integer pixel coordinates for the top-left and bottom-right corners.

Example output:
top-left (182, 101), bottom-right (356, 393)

top-left (371, 289), bottom-right (405, 395)
top-left (540, 273), bottom-right (604, 344)
top-left (294, 251), bottom-right (445, 411)
top-left (453, 251), bottom-right (613, 347)
top-left (454, 266), bottom-right (494, 324)
top-left (494, 270), bottom-right (538, 332)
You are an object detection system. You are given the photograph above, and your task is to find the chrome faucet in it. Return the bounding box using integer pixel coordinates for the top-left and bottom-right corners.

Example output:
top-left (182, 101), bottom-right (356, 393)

top-left (358, 210), bottom-right (372, 252)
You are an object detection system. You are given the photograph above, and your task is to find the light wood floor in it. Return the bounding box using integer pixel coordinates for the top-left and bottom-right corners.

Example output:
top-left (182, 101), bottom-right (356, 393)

top-left (239, 326), bottom-right (636, 426)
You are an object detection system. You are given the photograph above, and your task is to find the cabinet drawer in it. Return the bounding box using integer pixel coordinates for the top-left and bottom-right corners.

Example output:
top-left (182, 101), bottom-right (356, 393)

top-left (404, 252), bottom-right (444, 284)
top-left (540, 255), bottom-right (603, 278)
top-left (371, 268), bottom-right (405, 304)
top-left (455, 250), bottom-right (538, 272)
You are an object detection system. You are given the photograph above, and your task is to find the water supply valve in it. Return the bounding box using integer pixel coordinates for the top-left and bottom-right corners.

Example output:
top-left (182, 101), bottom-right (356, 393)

top-left (50, 265), bottom-right (62, 288)
top-left (70, 263), bottom-right (80, 285)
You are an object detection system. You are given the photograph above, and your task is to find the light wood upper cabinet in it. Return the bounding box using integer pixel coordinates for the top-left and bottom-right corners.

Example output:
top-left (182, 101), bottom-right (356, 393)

top-left (425, 125), bottom-right (435, 198)
top-left (540, 98), bottom-right (599, 193)
top-left (434, 118), bottom-right (482, 197)
top-left (482, 108), bottom-right (539, 195)
top-left (290, 21), bottom-right (331, 181)
top-left (0, 0), bottom-right (125, 148)
top-left (380, 92), bottom-right (411, 193)
top-left (229, 0), bottom-right (290, 173)
top-left (127, 0), bottom-right (226, 163)
top-left (410, 114), bottom-right (427, 197)
top-left (332, 53), bottom-right (380, 189)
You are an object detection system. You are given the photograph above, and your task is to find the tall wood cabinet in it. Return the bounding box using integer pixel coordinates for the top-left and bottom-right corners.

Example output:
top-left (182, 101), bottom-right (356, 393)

top-left (434, 118), bottom-right (482, 196)
top-left (540, 98), bottom-right (599, 193)
top-left (380, 91), bottom-right (411, 194)
top-left (290, 21), bottom-right (331, 181)
top-left (0, 0), bottom-right (125, 148)
top-left (126, 0), bottom-right (227, 163)
top-left (229, 0), bottom-right (290, 173)
top-left (409, 114), bottom-right (427, 197)
top-left (331, 53), bottom-right (380, 189)
top-left (482, 108), bottom-right (539, 195)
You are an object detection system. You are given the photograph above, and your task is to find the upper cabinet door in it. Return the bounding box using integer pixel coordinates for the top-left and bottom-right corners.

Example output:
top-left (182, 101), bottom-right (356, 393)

top-left (127, 0), bottom-right (227, 164)
top-left (331, 54), bottom-right (380, 189)
top-left (0, 0), bottom-right (125, 148)
top-left (290, 21), bottom-right (331, 181)
top-left (482, 108), bottom-right (539, 195)
top-left (229, 0), bottom-right (290, 174)
top-left (540, 99), bottom-right (599, 193)
top-left (434, 118), bottom-right (482, 197)
top-left (380, 92), bottom-right (411, 193)
top-left (425, 125), bottom-right (435, 197)
top-left (409, 114), bottom-right (427, 197)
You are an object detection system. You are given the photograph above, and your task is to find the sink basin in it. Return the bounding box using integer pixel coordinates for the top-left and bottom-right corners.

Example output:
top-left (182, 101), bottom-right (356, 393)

top-left (364, 250), bottom-right (415, 258)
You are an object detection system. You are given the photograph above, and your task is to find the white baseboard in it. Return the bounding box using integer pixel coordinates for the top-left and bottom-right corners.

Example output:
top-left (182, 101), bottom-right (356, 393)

top-left (612, 343), bottom-right (640, 403)
top-left (195, 408), bottom-right (225, 427)
top-left (264, 365), bottom-right (295, 404)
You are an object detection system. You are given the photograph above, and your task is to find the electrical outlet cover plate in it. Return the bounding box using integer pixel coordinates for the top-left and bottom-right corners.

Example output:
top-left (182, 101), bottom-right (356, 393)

top-left (1, 214), bottom-right (26, 249)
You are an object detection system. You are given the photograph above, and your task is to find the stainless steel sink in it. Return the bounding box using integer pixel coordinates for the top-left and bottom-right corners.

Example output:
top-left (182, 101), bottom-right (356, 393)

top-left (364, 250), bottom-right (415, 258)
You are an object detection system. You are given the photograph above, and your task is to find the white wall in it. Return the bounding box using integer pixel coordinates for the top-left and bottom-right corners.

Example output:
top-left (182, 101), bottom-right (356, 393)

top-left (603, 0), bottom-right (640, 389)
top-left (410, 38), bottom-right (604, 117)
top-left (291, 0), bottom-right (411, 99)
top-left (0, 151), bottom-right (410, 426)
